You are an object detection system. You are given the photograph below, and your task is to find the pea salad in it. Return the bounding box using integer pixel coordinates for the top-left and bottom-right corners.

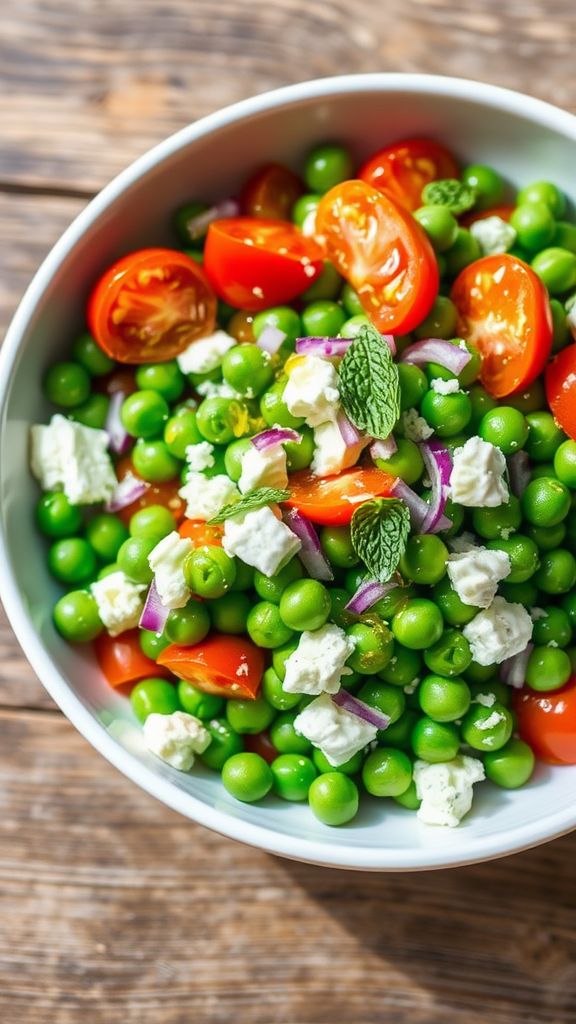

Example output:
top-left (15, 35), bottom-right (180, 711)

top-left (30, 138), bottom-right (576, 828)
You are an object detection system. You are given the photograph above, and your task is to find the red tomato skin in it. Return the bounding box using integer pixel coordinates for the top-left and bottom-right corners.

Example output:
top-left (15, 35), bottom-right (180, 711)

top-left (244, 731), bottom-right (277, 764)
top-left (460, 205), bottom-right (514, 228)
top-left (95, 630), bottom-right (170, 688)
top-left (515, 679), bottom-right (576, 765)
top-left (359, 138), bottom-right (459, 211)
top-left (546, 344), bottom-right (576, 440)
top-left (285, 467), bottom-right (397, 526)
top-left (241, 163), bottom-right (304, 220)
top-left (157, 636), bottom-right (265, 700)
top-left (178, 519), bottom-right (224, 546)
top-left (203, 218), bottom-right (323, 310)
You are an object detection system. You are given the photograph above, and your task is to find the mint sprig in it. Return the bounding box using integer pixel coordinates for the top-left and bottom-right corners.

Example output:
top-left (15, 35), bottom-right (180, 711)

top-left (350, 498), bottom-right (410, 583)
top-left (209, 487), bottom-right (290, 524)
top-left (338, 324), bottom-right (400, 440)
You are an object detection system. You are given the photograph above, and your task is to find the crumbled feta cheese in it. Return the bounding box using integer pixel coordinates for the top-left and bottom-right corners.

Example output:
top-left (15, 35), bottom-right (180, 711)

top-left (500, 527), bottom-right (513, 541)
top-left (238, 443), bottom-right (288, 494)
top-left (463, 596), bottom-right (533, 665)
top-left (403, 677), bottom-right (420, 696)
top-left (476, 710), bottom-right (506, 731)
top-left (90, 570), bottom-right (146, 637)
top-left (30, 414), bottom-right (116, 504)
top-left (148, 531), bottom-right (193, 609)
top-left (400, 408), bottom-right (434, 441)
top-left (447, 532), bottom-right (478, 554)
top-left (470, 215), bottom-right (517, 256)
top-left (222, 505), bottom-right (301, 577)
top-left (176, 330), bottom-right (235, 375)
top-left (194, 380), bottom-right (242, 399)
top-left (530, 607), bottom-right (548, 621)
top-left (293, 693), bottom-right (377, 766)
top-left (185, 441), bottom-right (215, 472)
top-left (143, 711), bottom-right (211, 771)
top-left (413, 755), bottom-right (485, 827)
top-left (311, 419), bottom-right (367, 477)
top-left (450, 436), bottom-right (509, 507)
top-left (473, 692), bottom-right (496, 708)
top-left (430, 377), bottom-right (461, 395)
top-left (178, 473), bottom-right (239, 521)
top-left (283, 623), bottom-right (356, 695)
top-left (283, 355), bottom-right (340, 427)
top-left (447, 545), bottom-right (511, 608)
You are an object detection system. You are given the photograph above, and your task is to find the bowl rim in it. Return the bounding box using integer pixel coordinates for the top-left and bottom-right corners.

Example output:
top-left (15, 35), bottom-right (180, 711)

top-left (2, 71), bottom-right (576, 871)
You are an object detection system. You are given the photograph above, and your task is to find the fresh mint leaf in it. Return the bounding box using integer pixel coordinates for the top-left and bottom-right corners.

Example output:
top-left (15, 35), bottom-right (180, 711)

top-left (339, 324), bottom-right (400, 440)
top-left (208, 487), bottom-right (290, 524)
top-left (350, 498), bottom-right (410, 584)
top-left (421, 178), bottom-right (476, 214)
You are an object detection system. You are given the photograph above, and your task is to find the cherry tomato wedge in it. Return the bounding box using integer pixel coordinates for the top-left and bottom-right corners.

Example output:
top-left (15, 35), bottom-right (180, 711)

top-left (115, 456), bottom-right (185, 526)
top-left (316, 180), bottom-right (438, 334)
top-left (95, 630), bottom-right (169, 688)
top-left (241, 163), bottom-right (304, 220)
top-left (359, 138), bottom-right (459, 212)
top-left (95, 368), bottom-right (137, 397)
top-left (546, 344), bottom-right (576, 440)
top-left (451, 254), bottom-right (553, 398)
top-left (244, 731), bottom-right (278, 764)
top-left (88, 248), bottom-right (217, 364)
top-left (178, 519), bottom-right (224, 547)
top-left (515, 678), bottom-right (576, 765)
top-left (285, 467), bottom-right (397, 526)
top-left (203, 218), bottom-right (323, 310)
top-left (460, 205), bottom-right (514, 228)
top-left (157, 636), bottom-right (265, 700)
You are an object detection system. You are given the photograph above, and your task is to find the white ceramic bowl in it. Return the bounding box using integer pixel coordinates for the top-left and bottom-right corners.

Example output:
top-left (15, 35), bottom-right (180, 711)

top-left (2, 74), bottom-right (576, 871)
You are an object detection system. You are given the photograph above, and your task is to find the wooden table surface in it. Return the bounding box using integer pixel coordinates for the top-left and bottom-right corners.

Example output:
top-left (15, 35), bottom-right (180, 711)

top-left (2, 2), bottom-right (576, 1021)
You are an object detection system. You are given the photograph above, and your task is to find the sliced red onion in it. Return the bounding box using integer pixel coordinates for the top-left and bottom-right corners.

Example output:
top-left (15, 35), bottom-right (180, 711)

top-left (500, 644), bottom-right (533, 689)
top-left (345, 578), bottom-right (397, 614)
top-left (370, 435), bottom-right (397, 461)
top-left (382, 334), bottom-right (397, 355)
top-left (391, 478), bottom-right (430, 530)
top-left (138, 578), bottom-right (170, 633)
top-left (184, 198), bottom-right (239, 240)
top-left (332, 690), bottom-right (391, 731)
top-left (337, 409), bottom-right (364, 447)
top-left (105, 472), bottom-right (149, 513)
top-left (105, 390), bottom-right (132, 455)
top-left (400, 338), bottom-right (471, 374)
top-left (508, 450), bottom-right (531, 498)
top-left (295, 336), bottom-right (353, 357)
top-left (282, 508), bottom-right (334, 582)
top-left (251, 427), bottom-right (301, 451)
top-left (419, 441), bottom-right (453, 533)
top-left (256, 325), bottom-right (286, 355)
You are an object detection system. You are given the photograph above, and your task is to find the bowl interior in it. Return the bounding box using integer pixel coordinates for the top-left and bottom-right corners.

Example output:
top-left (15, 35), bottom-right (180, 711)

top-left (2, 76), bottom-right (576, 869)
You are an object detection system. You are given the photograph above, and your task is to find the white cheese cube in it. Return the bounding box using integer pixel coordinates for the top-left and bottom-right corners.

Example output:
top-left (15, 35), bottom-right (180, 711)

top-left (413, 755), bottom-right (485, 827)
top-left (143, 711), bottom-right (211, 771)
top-left (90, 570), bottom-right (147, 637)
top-left (470, 216), bottom-right (517, 256)
top-left (400, 408), bottom-right (434, 441)
top-left (283, 355), bottom-right (340, 427)
top-left (450, 436), bottom-right (509, 507)
top-left (293, 692), bottom-right (377, 766)
top-left (30, 414), bottom-right (117, 504)
top-left (238, 444), bottom-right (288, 494)
top-left (148, 531), bottom-right (193, 609)
top-left (311, 419), bottom-right (367, 477)
top-left (185, 441), bottom-right (215, 471)
top-left (178, 473), bottom-right (239, 521)
top-left (222, 505), bottom-right (301, 577)
top-left (176, 330), bottom-right (236, 375)
top-left (283, 623), bottom-right (355, 695)
top-left (463, 596), bottom-right (533, 665)
top-left (446, 546), bottom-right (511, 608)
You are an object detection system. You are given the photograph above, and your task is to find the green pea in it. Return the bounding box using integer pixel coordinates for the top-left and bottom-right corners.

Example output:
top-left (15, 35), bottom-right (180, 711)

top-left (129, 505), bottom-right (176, 542)
top-left (550, 298), bottom-right (571, 353)
top-left (301, 299), bottom-right (346, 338)
top-left (423, 631), bottom-right (472, 678)
top-left (270, 711), bottom-right (312, 755)
top-left (431, 577), bottom-right (479, 627)
top-left (117, 535), bottom-right (156, 584)
top-left (486, 534), bottom-right (540, 583)
top-left (444, 229), bottom-right (482, 277)
top-left (419, 390), bottom-right (471, 437)
top-left (320, 526), bottom-right (358, 569)
top-left (304, 144), bottom-right (353, 193)
top-left (247, 601), bottom-right (294, 649)
top-left (414, 205), bottom-right (459, 252)
top-left (36, 491), bottom-right (83, 538)
top-left (526, 645), bottom-right (572, 691)
top-left (279, 579), bottom-right (331, 632)
top-left (164, 410), bottom-right (202, 460)
top-left (226, 696), bottom-right (275, 735)
top-left (378, 645), bottom-right (422, 688)
top-left (120, 390), bottom-right (169, 439)
top-left (209, 592), bottom-right (251, 634)
top-left (418, 673), bottom-right (471, 722)
top-left (312, 747), bottom-right (363, 775)
top-left (177, 680), bottom-right (223, 720)
top-left (222, 752), bottom-right (273, 803)
top-left (222, 345), bottom-right (274, 398)
top-left (341, 283), bottom-right (364, 317)
top-left (68, 393), bottom-right (110, 429)
top-left (506, 380), bottom-right (546, 415)
top-left (522, 477), bottom-right (571, 528)
top-left (553, 221), bottom-right (576, 254)
top-left (553, 440), bottom-right (576, 489)
top-left (362, 748), bottom-right (412, 798)
top-left (85, 514), bottom-right (129, 562)
top-left (347, 621), bottom-right (394, 674)
top-left (53, 590), bottom-right (102, 642)
top-left (285, 427), bottom-right (314, 471)
top-left (173, 200), bottom-right (209, 246)
top-left (526, 522), bottom-right (567, 552)
top-left (260, 379), bottom-right (304, 429)
top-left (464, 661), bottom-right (498, 686)
top-left (196, 396), bottom-right (249, 444)
top-left (271, 754), bottom-right (317, 801)
top-left (478, 406), bottom-right (529, 455)
top-left (398, 363), bottom-right (428, 411)
top-left (517, 181), bottom-right (565, 218)
top-left (357, 679), bottom-right (405, 726)
top-left (184, 546), bottom-right (236, 599)
top-left (531, 247), bottom-right (576, 295)
top-left (399, 534), bottom-right (448, 586)
top-left (525, 411), bottom-right (566, 462)
top-left (130, 678), bottom-right (181, 722)
top-left (262, 667), bottom-right (301, 711)
top-left (484, 738), bottom-right (535, 789)
top-left (48, 538), bottom-right (97, 584)
top-left (132, 439), bottom-right (181, 482)
top-left (165, 600), bottom-right (210, 645)
top-left (253, 558), bottom-right (303, 605)
top-left (373, 437), bottom-right (424, 485)
top-left (468, 679), bottom-right (511, 707)
top-left (411, 717), bottom-right (460, 762)
top-left (414, 295), bottom-right (458, 339)
top-left (71, 332), bottom-right (115, 376)
top-left (532, 606), bottom-right (572, 648)
top-left (271, 638), bottom-right (299, 681)
top-left (339, 314), bottom-right (371, 338)
top-left (462, 164), bottom-right (504, 209)
top-left (371, 583), bottom-right (416, 620)
top-left (302, 261), bottom-right (342, 302)
top-left (44, 361), bottom-right (91, 409)
top-left (201, 718), bottom-right (244, 771)
top-left (135, 362), bottom-right (185, 402)
top-left (292, 194), bottom-right (321, 230)
top-left (379, 709), bottom-right (420, 750)
top-left (471, 496), bottom-right (521, 541)
top-left (461, 703), bottom-right (513, 751)
top-left (308, 772), bottom-right (359, 825)
top-left (509, 203), bottom-right (556, 253)
top-left (253, 307), bottom-right (302, 348)
top-left (394, 780), bottom-right (421, 810)
top-left (468, 384), bottom-right (497, 429)
top-left (139, 628), bottom-right (170, 660)
top-left (392, 599), bottom-right (444, 649)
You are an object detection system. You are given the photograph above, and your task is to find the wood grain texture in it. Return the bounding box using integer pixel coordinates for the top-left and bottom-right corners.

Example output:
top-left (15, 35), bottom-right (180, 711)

top-left (2, 0), bottom-right (576, 1020)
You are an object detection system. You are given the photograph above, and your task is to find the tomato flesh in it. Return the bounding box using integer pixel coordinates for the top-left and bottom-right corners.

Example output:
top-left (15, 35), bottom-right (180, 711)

top-left (451, 254), bottom-right (553, 398)
top-left (115, 457), bottom-right (185, 526)
top-left (515, 678), bottom-right (576, 765)
top-left (359, 138), bottom-right (459, 212)
top-left (203, 217), bottom-right (323, 310)
top-left (88, 248), bottom-right (217, 364)
top-left (95, 630), bottom-right (169, 688)
top-left (546, 344), bottom-right (576, 440)
top-left (315, 180), bottom-right (438, 334)
top-left (178, 519), bottom-right (224, 547)
top-left (285, 467), bottom-right (396, 526)
top-left (241, 163), bottom-right (304, 220)
top-left (157, 636), bottom-right (265, 700)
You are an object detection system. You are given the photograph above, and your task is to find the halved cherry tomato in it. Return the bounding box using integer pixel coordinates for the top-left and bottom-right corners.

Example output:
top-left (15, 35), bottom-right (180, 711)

top-left (244, 731), bottom-right (277, 764)
top-left (285, 467), bottom-right (396, 526)
top-left (515, 678), bottom-right (576, 765)
top-left (315, 180), bottom-right (438, 334)
top-left (241, 163), bottom-right (304, 220)
top-left (157, 636), bottom-right (265, 700)
top-left (178, 519), bottom-right (224, 547)
top-left (460, 204), bottom-right (514, 228)
top-left (203, 218), bottom-right (323, 310)
top-left (88, 248), bottom-right (217, 364)
top-left (546, 344), bottom-right (576, 440)
top-left (451, 254), bottom-right (553, 398)
top-left (115, 456), bottom-right (185, 526)
top-left (95, 630), bottom-right (169, 688)
top-left (359, 138), bottom-right (459, 212)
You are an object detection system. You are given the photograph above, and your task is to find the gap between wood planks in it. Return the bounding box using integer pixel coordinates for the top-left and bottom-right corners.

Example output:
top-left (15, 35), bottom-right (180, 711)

top-left (0, 180), bottom-right (96, 200)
